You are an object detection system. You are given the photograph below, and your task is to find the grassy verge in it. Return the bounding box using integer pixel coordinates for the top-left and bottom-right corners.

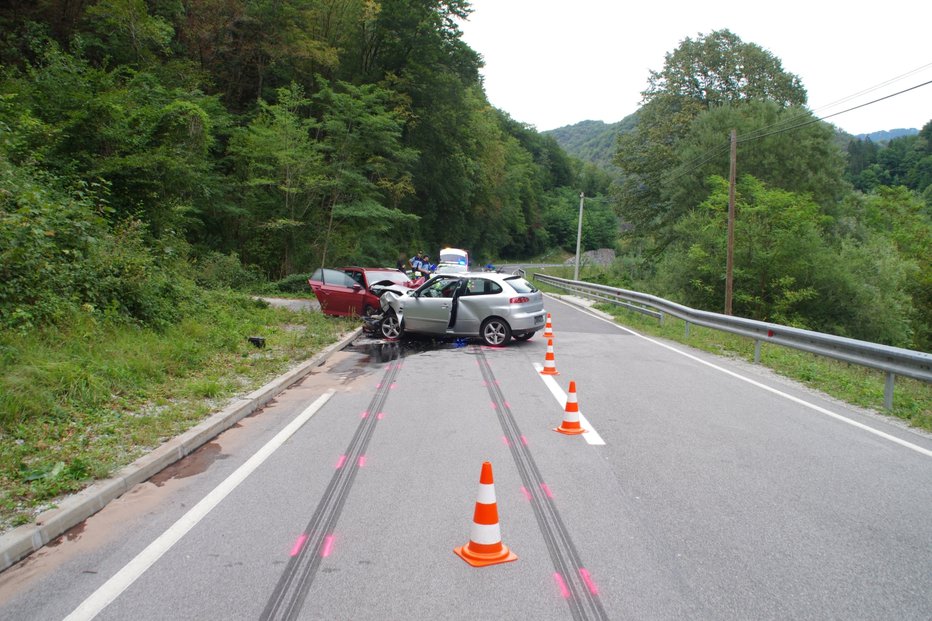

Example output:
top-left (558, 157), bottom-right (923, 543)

top-left (531, 276), bottom-right (931, 432)
top-left (0, 291), bottom-right (356, 530)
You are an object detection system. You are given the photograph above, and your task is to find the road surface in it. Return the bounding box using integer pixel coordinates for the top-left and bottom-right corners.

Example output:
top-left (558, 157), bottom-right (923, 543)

top-left (1, 295), bottom-right (930, 620)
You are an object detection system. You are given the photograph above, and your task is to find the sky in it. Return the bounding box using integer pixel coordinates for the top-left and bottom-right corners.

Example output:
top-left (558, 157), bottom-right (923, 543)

top-left (457, 1), bottom-right (932, 135)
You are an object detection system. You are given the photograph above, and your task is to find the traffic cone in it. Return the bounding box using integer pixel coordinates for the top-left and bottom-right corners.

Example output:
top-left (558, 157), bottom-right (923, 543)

top-left (555, 380), bottom-right (586, 435)
top-left (540, 339), bottom-right (559, 375)
top-left (542, 313), bottom-right (554, 339)
top-left (454, 462), bottom-right (518, 567)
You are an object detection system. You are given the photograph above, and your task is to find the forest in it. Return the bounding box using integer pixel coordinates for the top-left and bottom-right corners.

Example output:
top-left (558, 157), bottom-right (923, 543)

top-left (1, 3), bottom-right (930, 351)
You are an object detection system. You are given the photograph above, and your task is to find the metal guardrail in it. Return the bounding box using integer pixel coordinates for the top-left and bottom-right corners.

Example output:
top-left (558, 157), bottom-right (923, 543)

top-left (532, 273), bottom-right (932, 410)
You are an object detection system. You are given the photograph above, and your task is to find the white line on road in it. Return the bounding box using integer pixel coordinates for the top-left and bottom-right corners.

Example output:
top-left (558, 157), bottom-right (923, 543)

top-left (534, 363), bottom-right (606, 445)
top-left (547, 295), bottom-right (932, 459)
top-left (63, 391), bottom-right (336, 621)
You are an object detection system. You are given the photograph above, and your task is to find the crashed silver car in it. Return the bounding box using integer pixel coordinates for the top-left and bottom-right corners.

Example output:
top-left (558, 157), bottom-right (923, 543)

top-left (377, 273), bottom-right (546, 346)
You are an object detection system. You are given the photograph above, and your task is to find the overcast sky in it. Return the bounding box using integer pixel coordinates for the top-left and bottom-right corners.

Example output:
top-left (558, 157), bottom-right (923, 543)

top-left (457, 1), bottom-right (932, 135)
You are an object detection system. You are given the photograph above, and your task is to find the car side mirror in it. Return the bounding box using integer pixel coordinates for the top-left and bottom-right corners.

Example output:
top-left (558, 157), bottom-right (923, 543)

top-left (352, 284), bottom-right (362, 292)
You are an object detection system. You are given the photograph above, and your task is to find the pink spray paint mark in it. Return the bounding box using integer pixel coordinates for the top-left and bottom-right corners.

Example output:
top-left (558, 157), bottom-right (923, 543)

top-left (390, 383), bottom-right (397, 390)
top-left (579, 568), bottom-right (599, 595)
top-left (290, 534), bottom-right (308, 557)
top-left (490, 402), bottom-right (497, 410)
top-left (335, 455), bottom-right (347, 469)
top-left (520, 486), bottom-right (532, 501)
top-left (540, 483), bottom-right (554, 498)
top-left (377, 412), bottom-right (385, 420)
top-left (321, 535), bottom-right (335, 558)
top-left (360, 411), bottom-right (369, 419)
top-left (358, 455), bottom-right (367, 467)
top-left (521, 435), bottom-right (528, 445)
top-left (502, 436), bottom-right (511, 447)
top-left (554, 573), bottom-right (571, 598)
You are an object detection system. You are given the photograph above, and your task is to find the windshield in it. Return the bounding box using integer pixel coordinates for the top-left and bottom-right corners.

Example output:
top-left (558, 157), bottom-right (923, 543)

top-left (367, 270), bottom-right (411, 285)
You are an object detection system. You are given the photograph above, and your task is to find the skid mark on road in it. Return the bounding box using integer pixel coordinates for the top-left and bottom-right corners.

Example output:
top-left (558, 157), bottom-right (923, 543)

top-left (475, 345), bottom-right (608, 621)
top-left (260, 343), bottom-right (402, 621)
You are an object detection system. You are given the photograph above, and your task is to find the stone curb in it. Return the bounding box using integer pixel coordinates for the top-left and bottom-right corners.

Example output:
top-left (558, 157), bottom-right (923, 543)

top-left (0, 327), bottom-right (362, 573)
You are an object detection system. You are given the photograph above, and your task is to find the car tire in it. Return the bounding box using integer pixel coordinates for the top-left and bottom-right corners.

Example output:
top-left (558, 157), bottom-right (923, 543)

top-left (380, 311), bottom-right (403, 340)
top-left (513, 332), bottom-right (534, 342)
top-left (480, 317), bottom-right (512, 347)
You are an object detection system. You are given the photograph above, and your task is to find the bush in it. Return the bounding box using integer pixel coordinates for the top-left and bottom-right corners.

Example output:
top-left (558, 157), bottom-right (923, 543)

top-left (0, 159), bottom-right (197, 331)
top-left (268, 272), bottom-right (314, 294)
top-left (192, 251), bottom-right (263, 291)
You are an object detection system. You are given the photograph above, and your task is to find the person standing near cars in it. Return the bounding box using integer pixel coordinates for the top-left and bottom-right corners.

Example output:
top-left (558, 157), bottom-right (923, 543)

top-left (410, 251), bottom-right (423, 275)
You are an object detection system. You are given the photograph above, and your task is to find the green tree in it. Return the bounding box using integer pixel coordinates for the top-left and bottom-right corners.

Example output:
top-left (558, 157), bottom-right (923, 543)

top-left (229, 82), bottom-right (324, 275)
top-left (654, 175), bottom-right (917, 345)
top-left (616, 29), bottom-right (808, 234)
top-left (311, 78), bottom-right (418, 266)
top-left (667, 101), bottom-right (846, 229)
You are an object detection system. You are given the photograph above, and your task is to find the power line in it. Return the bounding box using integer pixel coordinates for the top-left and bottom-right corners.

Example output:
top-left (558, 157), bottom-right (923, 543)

top-left (658, 75), bottom-right (932, 185)
top-left (739, 78), bottom-right (932, 144)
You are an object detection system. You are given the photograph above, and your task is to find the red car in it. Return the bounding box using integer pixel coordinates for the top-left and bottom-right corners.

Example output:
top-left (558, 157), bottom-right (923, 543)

top-left (308, 267), bottom-right (416, 317)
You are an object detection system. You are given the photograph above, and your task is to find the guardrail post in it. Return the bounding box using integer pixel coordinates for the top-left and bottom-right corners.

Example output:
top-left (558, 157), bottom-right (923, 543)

top-left (754, 340), bottom-right (762, 364)
top-left (659, 311), bottom-right (665, 326)
top-left (884, 372), bottom-right (895, 410)
top-left (684, 321), bottom-right (690, 338)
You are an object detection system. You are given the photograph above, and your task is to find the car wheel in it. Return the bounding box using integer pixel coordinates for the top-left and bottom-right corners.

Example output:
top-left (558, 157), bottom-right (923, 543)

top-left (380, 311), bottom-right (403, 340)
top-left (480, 317), bottom-right (511, 346)
top-left (513, 332), bottom-right (534, 342)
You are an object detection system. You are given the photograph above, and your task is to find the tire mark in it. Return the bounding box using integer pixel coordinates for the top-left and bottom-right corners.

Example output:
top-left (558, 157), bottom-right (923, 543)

top-left (475, 345), bottom-right (608, 621)
top-left (261, 343), bottom-right (402, 621)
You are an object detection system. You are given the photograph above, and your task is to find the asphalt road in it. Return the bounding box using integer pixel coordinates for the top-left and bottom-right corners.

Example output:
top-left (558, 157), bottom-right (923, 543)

top-left (1, 296), bottom-right (930, 620)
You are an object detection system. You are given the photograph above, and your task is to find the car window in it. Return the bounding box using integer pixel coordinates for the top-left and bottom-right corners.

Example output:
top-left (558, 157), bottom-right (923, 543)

top-left (343, 270), bottom-right (365, 287)
top-left (465, 278), bottom-right (501, 295)
top-left (504, 277), bottom-right (537, 293)
top-left (420, 277), bottom-right (460, 298)
top-left (317, 268), bottom-right (357, 287)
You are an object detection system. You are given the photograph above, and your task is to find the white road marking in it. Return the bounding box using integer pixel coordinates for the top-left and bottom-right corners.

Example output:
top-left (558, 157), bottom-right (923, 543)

top-left (547, 295), bottom-right (932, 459)
top-left (63, 391), bottom-right (336, 621)
top-left (534, 363), bottom-right (606, 445)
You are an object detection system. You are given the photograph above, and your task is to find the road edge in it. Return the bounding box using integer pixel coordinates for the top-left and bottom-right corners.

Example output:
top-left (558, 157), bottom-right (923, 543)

top-left (0, 327), bottom-right (362, 573)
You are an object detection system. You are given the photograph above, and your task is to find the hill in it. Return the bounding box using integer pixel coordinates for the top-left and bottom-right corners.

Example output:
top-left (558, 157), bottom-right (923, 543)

top-left (855, 128), bottom-right (919, 142)
top-left (544, 115), bottom-right (637, 171)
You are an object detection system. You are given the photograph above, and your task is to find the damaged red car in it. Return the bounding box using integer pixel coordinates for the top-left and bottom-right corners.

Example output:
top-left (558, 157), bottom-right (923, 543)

top-left (308, 267), bottom-right (416, 317)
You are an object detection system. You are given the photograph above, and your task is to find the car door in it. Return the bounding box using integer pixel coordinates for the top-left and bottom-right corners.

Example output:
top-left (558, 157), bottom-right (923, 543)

top-left (402, 276), bottom-right (460, 333)
top-left (452, 277), bottom-right (501, 334)
top-left (340, 268), bottom-right (370, 315)
top-left (308, 268), bottom-right (363, 316)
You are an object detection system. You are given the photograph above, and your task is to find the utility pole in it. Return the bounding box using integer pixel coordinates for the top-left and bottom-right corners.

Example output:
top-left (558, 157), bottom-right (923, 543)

top-left (725, 128), bottom-right (736, 315)
top-left (574, 192), bottom-right (584, 281)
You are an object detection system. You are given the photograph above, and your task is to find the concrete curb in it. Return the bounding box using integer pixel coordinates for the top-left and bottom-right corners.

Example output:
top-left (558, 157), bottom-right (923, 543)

top-left (0, 327), bottom-right (362, 573)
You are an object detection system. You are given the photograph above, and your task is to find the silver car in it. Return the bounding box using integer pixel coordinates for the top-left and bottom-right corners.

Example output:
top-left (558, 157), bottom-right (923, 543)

top-left (378, 273), bottom-right (546, 346)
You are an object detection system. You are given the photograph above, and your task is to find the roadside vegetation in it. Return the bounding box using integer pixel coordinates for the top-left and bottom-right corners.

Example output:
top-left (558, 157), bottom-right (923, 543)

top-left (533, 265), bottom-right (931, 432)
top-left (0, 291), bottom-right (355, 531)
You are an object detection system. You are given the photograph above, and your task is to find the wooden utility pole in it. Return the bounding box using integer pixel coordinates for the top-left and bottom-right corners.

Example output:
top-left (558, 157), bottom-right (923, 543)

top-left (574, 192), bottom-right (584, 281)
top-left (725, 128), bottom-right (737, 315)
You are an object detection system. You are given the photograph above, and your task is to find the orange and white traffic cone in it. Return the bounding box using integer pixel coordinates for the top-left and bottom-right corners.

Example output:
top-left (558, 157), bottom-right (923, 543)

top-left (454, 461), bottom-right (518, 567)
top-left (540, 339), bottom-right (559, 375)
top-left (555, 380), bottom-right (586, 435)
top-left (542, 313), bottom-right (554, 339)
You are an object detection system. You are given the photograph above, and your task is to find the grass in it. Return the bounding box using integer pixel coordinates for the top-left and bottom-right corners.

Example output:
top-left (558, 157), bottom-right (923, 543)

top-left (530, 270), bottom-right (932, 432)
top-left (0, 290), bottom-right (356, 530)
